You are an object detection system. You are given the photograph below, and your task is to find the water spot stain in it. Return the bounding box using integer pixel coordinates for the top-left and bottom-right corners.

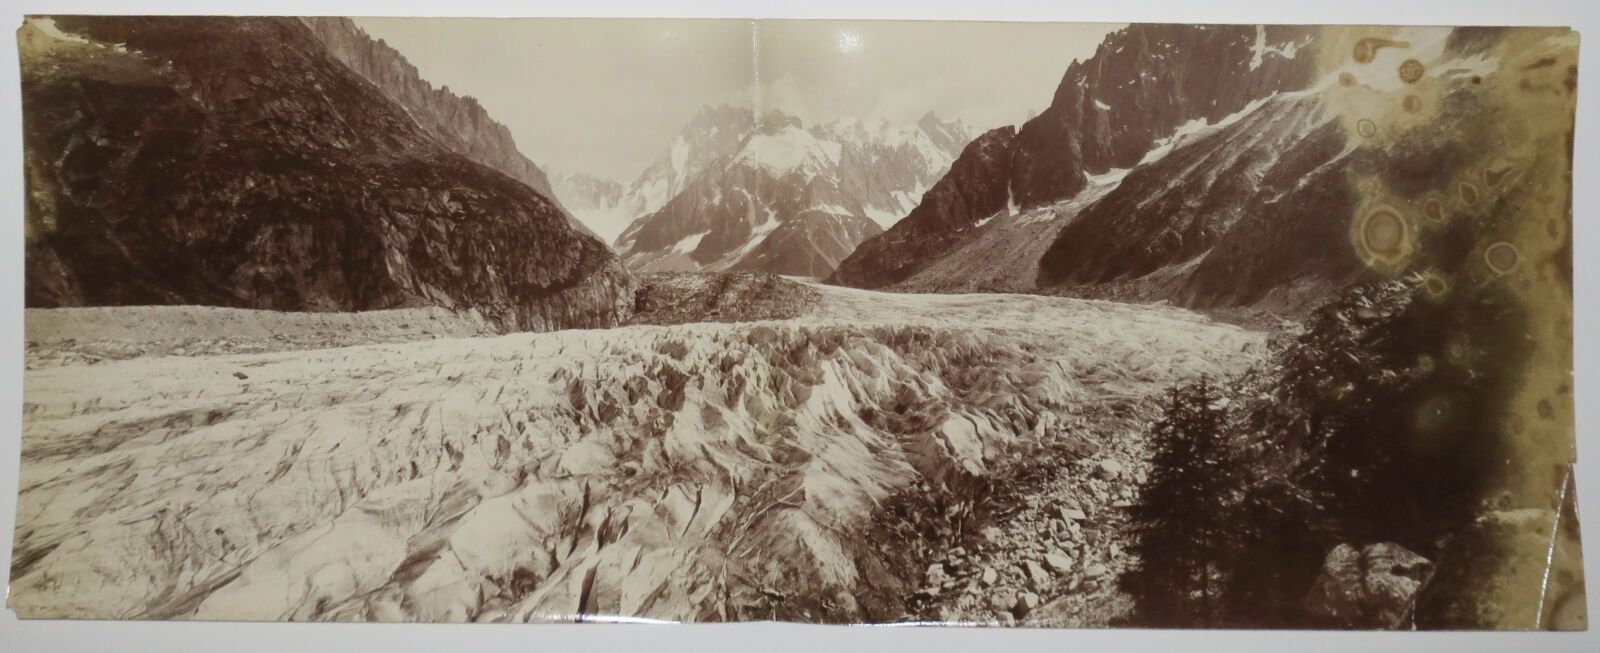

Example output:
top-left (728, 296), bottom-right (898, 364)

top-left (1399, 59), bottom-right (1425, 83)
top-left (1424, 198), bottom-right (1446, 224)
top-left (1484, 242), bottom-right (1520, 274)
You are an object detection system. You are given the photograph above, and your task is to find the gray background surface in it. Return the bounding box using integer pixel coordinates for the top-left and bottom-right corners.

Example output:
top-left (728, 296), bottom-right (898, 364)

top-left (1, 0), bottom-right (1595, 650)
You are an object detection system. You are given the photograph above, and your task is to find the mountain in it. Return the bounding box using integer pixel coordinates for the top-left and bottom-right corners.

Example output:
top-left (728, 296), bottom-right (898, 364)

top-left (546, 104), bottom-right (753, 245)
top-left (830, 24), bottom-right (1322, 292)
top-left (623, 103), bottom-right (758, 220)
top-left (298, 19), bottom-right (566, 212)
top-left (1034, 90), bottom-right (1359, 310)
top-left (20, 16), bottom-right (634, 331)
top-left (833, 25), bottom-right (1536, 316)
top-left (892, 89), bottom-right (1360, 312)
top-left (614, 107), bottom-right (975, 277)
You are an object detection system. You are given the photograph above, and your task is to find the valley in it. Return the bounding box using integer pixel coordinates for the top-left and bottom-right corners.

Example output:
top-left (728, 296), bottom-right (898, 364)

top-left (13, 282), bottom-right (1263, 622)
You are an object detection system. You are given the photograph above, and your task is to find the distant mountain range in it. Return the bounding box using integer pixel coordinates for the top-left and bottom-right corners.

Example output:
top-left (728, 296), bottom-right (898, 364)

top-left (24, 17), bottom-right (1532, 329)
top-left (553, 105), bottom-right (975, 278)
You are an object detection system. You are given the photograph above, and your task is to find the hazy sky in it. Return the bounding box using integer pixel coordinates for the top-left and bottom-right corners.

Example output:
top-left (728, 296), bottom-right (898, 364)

top-left (356, 18), bottom-right (1119, 183)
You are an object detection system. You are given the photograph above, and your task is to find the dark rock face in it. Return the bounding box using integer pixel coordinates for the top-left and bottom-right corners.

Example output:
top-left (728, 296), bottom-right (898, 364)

top-left (828, 126), bottom-right (1017, 288)
top-left (22, 17), bottom-right (634, 332)
top-left (1012, 24), bottom-right (1320, 208)
top-left (730, 209), bottom-right (882, 277)
top-left (298, 18), bottom-right (569, 217)
top-left (1035, 93), bottom-right (1368, 310)
top-left (831, 24), bottom-right (1322, 292)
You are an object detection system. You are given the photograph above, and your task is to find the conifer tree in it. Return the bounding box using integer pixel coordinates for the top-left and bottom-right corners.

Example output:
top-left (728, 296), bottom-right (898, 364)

top-left (1124, 375), bottom-right (1238, 626)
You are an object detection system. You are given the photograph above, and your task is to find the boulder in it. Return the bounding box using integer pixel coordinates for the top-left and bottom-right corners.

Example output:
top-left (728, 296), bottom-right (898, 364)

top-left (1044, 551), bottom-right (1076, 574)
top-left (1024, 560), bottom-right (1052, 589)
top-left (1013, 591), bottom-right (1040, 618)
top-left (1095, 460), bottom-right (1125, 480)
top-left (1304, 542), bottom-right (1434, 629)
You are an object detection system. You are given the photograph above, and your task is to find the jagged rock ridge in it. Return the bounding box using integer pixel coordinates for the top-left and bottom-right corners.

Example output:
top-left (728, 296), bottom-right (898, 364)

top-left (297, 18), bottom-right (575, 223)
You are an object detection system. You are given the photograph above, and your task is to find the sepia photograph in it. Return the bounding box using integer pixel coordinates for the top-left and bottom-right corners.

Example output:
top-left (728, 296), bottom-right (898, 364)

top-left (7, 13), bottom-right (1584, 631)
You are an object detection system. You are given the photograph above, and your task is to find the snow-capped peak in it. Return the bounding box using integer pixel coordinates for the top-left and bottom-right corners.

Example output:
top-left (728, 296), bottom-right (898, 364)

top-left (734, 124), bottom-right (843, 178)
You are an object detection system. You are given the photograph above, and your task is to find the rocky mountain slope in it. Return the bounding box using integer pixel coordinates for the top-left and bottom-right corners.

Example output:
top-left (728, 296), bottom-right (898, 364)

top-left (894, 88), bottom-right (1362, 312)
top-left (11, 283), bottom-right (1262, 621)
top-left (614, 108), bottom-right (974, 277)
top-left (298, 18), bottom-right (578, 227)
top-left (1035, 90), bottom-right (1360, 311)
top-left (20, 16), bottom-right (633, 331)
top-left (867, 26), bottom-right (1534, 316)
top-left (830, 24), bottom-right (1321, 292)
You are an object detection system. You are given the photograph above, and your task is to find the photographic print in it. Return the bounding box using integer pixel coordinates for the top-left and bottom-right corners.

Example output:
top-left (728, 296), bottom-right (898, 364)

top-left (10, 16), bottom-right (1582, 629)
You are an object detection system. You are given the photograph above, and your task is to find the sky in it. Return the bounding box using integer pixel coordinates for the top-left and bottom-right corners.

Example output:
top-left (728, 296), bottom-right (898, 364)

top-left (355, 18), bottom-right (1120, 184)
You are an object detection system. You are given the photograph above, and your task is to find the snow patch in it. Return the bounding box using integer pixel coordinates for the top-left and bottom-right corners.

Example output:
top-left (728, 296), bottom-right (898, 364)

top-left (1249, 25), bottom-right (1308, 70)
top-left (668, 136), bottom-right (690, 193)
top-left (1137, 93), bottom-right (1279, 167)
top-left (804, 203), bottom-right (854, 216)
top-left (1086, 167), bottom-right (1132, 186)
top-left (670, 231), bottom-right (709, 255)
top-left (717, 208), bottom-right (782, 267)
top-left (738, 127), bottom-right (843, 178)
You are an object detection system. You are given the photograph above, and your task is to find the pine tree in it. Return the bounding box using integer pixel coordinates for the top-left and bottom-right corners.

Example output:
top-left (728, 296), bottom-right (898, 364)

top-left (1124, 375), bottom-right (1239, 626)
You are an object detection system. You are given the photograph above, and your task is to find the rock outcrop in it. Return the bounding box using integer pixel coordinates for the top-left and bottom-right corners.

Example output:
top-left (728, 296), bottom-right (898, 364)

top-left (21, 16), bottom-right (634, 331)
top-left (627, 272), bottom-right (822, 326)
